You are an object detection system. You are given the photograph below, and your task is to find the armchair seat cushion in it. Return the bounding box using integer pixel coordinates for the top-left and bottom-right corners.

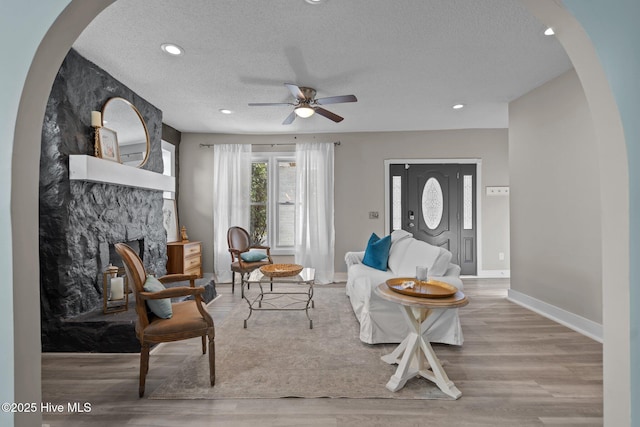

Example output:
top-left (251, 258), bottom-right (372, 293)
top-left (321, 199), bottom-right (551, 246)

top-left (143, 301), bottom-right (210, 339)
top-left (231, 259), bottom-right (271, 273)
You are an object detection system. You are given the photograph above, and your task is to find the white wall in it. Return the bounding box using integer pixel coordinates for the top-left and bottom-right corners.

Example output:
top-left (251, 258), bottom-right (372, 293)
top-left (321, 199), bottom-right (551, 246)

top-left (509, 68), bottom-right (602, 324)
top-left (178, 129), bottom-right (509, 277)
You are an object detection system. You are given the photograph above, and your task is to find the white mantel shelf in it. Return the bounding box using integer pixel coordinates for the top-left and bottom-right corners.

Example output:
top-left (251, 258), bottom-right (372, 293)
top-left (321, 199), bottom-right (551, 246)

top-left (69, 155), bottom-right (175, 192)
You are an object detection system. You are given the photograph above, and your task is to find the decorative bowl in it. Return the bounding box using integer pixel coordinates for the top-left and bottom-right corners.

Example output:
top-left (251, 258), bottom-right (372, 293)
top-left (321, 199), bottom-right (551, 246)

top-left (386, 277), bottom-right (457, 299)
top-left (260, 263), bottom-right (304, 278)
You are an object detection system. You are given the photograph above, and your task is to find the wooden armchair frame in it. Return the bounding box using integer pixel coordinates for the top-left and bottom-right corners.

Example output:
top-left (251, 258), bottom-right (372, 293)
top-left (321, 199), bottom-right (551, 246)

top-left (227, 226), bottom-right (273, 296)
top-left (115, 243), bottom-right (215, 397)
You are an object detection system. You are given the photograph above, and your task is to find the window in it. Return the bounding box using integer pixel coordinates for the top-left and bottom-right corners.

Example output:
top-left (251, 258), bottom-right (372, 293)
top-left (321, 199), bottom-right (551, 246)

top-left (161, 140), bottom-right (175, 199)
top-left (250, 152), bottom-right (296, 254)
top-left (392, 175), bottom-right (402, 230)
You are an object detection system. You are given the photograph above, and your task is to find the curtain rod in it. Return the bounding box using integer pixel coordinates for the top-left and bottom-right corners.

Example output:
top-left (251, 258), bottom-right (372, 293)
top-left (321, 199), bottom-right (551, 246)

top-left (199, 141), bottom-right (341, 148)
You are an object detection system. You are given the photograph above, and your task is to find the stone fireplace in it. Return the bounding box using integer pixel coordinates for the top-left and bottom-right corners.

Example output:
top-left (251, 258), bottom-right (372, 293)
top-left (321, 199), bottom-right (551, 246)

top-left (39, 49), bottom-right (168, 352)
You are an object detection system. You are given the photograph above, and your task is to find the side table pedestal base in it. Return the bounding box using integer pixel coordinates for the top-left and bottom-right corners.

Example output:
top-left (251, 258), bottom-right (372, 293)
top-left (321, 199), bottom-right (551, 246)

top-left (381, 305), bottom-right (462, 399)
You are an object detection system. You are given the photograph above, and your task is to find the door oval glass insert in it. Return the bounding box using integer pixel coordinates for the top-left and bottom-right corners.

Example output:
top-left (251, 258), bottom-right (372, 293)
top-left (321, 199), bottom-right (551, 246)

top-left (422, 177), bottom-right (443, 229)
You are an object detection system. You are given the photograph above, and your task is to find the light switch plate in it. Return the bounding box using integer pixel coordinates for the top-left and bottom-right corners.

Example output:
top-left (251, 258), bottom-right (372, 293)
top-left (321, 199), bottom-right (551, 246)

top-left (486, 186), bottom-right (509, 196)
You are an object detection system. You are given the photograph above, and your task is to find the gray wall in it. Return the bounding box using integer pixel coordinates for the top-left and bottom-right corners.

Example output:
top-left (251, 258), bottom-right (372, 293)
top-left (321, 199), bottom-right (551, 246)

top-left (178, 129), bottom-right (509, 276)
top-left (509, 68), bottom-right (602, 323)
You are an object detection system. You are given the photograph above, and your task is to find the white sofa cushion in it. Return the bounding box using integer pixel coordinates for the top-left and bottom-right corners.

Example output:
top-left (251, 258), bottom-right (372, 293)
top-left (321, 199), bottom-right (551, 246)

top-left (390, 229), bottom-right (413, 244)
top-left (388, 234), bottom-right (453, 277)
top-left (431, 249), bottom-right (453, 276)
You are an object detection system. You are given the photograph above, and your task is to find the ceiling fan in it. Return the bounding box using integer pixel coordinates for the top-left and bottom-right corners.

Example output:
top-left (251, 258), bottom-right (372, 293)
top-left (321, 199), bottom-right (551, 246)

top-left (248, 83), bottom-right (357, 125)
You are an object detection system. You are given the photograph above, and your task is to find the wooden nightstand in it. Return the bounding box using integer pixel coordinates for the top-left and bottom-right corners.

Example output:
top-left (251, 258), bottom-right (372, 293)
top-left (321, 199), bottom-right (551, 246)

top-left (167, 241), bottom-right (202, 278)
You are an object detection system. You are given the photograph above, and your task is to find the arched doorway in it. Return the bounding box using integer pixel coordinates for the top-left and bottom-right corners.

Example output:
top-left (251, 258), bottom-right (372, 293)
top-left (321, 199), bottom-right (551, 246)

top-left (523, 3), bottom-right (631, 425)
top-left (8, 2), bottom-right (114, 426)
top-left (7, 0), bottom-right (632, 425)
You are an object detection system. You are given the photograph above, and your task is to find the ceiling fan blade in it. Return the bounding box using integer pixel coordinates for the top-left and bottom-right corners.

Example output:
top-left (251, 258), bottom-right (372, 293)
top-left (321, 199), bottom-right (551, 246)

top-left (282, 111), bottom-right (297, 125)
top-left (248, 102), bottom-right (293, 107)
top-left (314, 107), bottom-right (344, 123)
top-left (284, 83), bottom-right (305, 100)
top-left (316, 94), bottom-right (358, 105)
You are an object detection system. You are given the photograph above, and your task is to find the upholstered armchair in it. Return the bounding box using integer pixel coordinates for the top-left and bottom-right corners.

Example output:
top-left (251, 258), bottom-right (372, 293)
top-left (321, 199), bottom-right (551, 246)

top-left (115, 243), bottom-right (215, 397)
top-left (227, 226), bottom-right (273, 296)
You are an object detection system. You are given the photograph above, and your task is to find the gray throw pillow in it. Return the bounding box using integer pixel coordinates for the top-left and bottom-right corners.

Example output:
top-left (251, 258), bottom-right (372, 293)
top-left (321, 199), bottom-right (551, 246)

top-left (143, 275), bottom-right (173, 319)
top-left (240, 250), bottom-right (268, 262)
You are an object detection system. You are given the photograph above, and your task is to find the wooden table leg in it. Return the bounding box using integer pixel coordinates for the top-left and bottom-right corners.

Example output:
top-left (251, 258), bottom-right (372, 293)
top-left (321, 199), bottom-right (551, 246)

top-left (381, 305), bottom-right (462, 399)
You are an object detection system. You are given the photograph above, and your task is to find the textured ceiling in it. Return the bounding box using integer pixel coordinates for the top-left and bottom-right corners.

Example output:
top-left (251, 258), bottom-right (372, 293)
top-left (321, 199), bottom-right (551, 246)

top-left (72, 0), bottom-right (572, 135)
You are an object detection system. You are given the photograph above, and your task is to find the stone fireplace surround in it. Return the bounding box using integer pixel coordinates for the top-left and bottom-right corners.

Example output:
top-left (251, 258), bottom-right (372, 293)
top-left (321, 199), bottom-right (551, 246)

top-left (39, 49), bottom-right (184, 352)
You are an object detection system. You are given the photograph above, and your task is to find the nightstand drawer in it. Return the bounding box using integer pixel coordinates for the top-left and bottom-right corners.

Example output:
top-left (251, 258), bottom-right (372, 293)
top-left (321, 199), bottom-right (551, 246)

top-left (184, 243), bottom-right (201, 257)
top-left (184, 255), bottom-right (201, 270)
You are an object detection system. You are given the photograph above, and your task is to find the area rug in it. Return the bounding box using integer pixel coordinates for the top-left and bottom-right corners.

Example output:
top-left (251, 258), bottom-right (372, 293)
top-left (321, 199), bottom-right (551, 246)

top-left (150, 285), bottom-right (451, 400)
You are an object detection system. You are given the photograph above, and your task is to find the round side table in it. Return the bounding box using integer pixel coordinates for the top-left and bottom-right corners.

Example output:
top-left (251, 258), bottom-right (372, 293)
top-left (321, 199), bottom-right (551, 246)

top-left (375, 283), bottom-right (468, 399)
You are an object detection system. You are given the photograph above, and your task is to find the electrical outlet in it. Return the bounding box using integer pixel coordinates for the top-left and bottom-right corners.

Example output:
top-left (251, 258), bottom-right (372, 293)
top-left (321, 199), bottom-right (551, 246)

top-left (499, 252), bottom-right (505, 261)
top-left (369, 211), bottom-right (379, 219)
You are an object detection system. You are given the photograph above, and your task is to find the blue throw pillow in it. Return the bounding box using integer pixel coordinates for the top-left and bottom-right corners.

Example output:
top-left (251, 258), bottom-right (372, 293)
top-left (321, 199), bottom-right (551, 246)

top-left (240, 250), bottom-right (268, 262)
top-left (362, 233), bottom-right (392, 271)
top-left (143, 275), bottom-right (173, 319)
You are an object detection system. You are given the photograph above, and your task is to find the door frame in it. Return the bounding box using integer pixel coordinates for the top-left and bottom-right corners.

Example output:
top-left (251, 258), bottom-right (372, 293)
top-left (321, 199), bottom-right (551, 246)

top-left (384, 158), bottom-right (483, 276)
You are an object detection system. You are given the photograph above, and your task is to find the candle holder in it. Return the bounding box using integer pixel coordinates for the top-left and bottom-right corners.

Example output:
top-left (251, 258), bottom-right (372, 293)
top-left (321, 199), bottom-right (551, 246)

top-left (91, 110), bottom-right (102, 157)
top-left (93, 126), bottom-right (101, 157)
top-left (102, 263), bottom-right (129, 314)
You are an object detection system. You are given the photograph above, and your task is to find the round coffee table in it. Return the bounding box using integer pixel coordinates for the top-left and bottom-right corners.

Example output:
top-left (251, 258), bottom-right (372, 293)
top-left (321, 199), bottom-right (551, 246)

top-left (375, 282), bottom-right (468, 399)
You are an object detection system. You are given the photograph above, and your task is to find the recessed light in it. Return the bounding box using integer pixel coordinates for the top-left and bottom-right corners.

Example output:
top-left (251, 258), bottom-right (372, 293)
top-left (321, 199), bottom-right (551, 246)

top-left (305, 0), bottom-right (325, 4)
top-left (544, 27), bottom-right (555, 36)
top-left (452, 104), bottom-right (465, 110)
top-left (219, 109), bottom-right (233, 115)
top-left (161, 43), bottom-right (184, 56)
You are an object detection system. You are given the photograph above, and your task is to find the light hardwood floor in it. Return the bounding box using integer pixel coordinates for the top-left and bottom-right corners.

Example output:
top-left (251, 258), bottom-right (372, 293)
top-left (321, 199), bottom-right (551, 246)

top-left (41, 279), bottom-right (603, 426)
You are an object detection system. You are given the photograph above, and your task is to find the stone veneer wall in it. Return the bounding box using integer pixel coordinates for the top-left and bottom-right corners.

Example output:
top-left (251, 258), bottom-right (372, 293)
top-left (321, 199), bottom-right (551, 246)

top-left (39, 49), bottom-right (167, 348)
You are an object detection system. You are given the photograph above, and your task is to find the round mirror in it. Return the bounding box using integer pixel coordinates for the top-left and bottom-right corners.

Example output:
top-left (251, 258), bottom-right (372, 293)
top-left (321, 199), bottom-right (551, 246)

top-left (101, 97), bottom-right (150, 167)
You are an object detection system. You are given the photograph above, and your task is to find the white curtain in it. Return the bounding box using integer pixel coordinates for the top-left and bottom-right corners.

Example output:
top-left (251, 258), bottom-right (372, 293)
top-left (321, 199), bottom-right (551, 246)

top-left (212, 144), bottom-right (251, 282)
top-left (295, 142), bottom-right (335, 284)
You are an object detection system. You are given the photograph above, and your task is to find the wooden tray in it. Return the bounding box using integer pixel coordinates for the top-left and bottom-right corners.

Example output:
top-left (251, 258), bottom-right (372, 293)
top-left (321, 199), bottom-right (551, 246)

top-left (386, 277), bottom-right (457, 299)
top-left (260, 263), bottom-right (304, 278)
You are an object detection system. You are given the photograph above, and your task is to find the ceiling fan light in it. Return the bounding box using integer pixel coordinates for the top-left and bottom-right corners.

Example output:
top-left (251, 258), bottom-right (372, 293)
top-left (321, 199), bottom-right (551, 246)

top-left (295, 105), bottom-right (315, 118)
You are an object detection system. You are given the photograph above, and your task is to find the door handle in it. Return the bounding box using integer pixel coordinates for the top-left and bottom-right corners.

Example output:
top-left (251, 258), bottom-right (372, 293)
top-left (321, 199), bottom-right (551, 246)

top-left (408, 222), bottom-right (414, 228)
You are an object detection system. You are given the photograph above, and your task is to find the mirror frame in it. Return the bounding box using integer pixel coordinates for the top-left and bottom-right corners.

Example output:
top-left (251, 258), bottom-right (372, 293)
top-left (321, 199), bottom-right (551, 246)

top-left (101, 97), bottom-right (151, 168)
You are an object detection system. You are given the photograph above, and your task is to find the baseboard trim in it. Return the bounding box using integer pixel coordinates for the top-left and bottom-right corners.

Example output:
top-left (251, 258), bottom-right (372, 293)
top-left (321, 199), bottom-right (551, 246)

top-left (333, 272), bottom-right (348, 283)
top-left (507, 289), bottom-right (603, 343)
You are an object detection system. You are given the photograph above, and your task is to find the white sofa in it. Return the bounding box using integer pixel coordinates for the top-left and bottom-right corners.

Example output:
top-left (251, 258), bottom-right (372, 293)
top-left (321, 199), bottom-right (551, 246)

top-left (345, 229), bottom-right (464, 345)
